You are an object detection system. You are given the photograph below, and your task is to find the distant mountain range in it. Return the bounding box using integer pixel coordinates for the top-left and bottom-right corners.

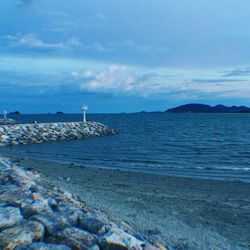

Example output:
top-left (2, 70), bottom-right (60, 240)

top-left (166, 104), bottom-right (250, 113)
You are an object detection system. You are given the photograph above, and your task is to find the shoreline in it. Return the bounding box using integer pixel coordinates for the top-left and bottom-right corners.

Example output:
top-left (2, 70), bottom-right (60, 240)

top-left (1, 149), bottom-right (249, 184)
top-left (6, 154), bottom-right (250, 250)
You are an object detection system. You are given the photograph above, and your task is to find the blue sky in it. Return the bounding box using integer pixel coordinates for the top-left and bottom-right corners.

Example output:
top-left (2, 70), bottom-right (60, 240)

top-left (1, 0), bottom-right (250, 113)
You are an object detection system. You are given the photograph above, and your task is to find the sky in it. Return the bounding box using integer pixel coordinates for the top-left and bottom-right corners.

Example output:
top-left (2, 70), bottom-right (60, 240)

top-left (1, 0), bottom-right (250, 113)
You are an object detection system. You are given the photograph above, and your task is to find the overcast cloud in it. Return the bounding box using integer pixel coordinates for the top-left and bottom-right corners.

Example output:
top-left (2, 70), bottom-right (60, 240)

top-left (1, 0), bottom-right (250, 113)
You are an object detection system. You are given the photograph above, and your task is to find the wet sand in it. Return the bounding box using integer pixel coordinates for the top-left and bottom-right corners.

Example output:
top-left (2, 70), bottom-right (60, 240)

top-left (7, 155), bottom-right (250, 250)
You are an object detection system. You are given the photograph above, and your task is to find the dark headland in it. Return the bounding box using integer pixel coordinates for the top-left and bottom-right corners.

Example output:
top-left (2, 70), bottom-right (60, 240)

top-left (166, 103), bottom-right (250, 113)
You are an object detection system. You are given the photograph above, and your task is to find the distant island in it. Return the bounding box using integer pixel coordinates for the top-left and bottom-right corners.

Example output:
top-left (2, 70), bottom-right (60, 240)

top-left (9, 111), bottom-right (21, 115)
top-left (56, 111), bottom-right (64, 115)
top-left (166, 104), bottom-right (250, 113)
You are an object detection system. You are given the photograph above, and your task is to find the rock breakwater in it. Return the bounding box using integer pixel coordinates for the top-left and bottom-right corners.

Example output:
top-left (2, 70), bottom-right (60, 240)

top-left (0, 118), bottom-right (16, 126)
top-left (0, 122), bottom-right (115, 146)
top-left (0, 156), bottom-right (162, 250)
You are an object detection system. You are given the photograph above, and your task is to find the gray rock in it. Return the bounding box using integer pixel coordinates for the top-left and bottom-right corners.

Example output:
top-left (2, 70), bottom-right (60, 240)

top-left (56, 203), bottom-right (83, 217)
top-left (31, 207), bottom-right (82, 235)
top-left (0, 220), bottom-right (44, 250)
top-left (99, 228), bottom-right (145, 250)
top-left (7, 167), bottom-right (36, 189)
top-left (144, 244), bottom-right (166, 250)
top-left (31, 192), bottom-right (44, 200)
top-left (89, 244), bottom-right (100, 250)
top-left (56, 227), bottom-right (97, 250)
top-left (31, 214), bottom-right (66, 235)
top-left (0, 206), bottom-right (23, 230)
top-left (79, 211), bottom-right (109, 235)
top-left (22, 199), bottom-right (53, 218)
top-left (0, 185), bottom-right (32, 207)
top-left (26, 242), bottom-right (71, 250)
top-left (47, 198), bottom-right (58, 210)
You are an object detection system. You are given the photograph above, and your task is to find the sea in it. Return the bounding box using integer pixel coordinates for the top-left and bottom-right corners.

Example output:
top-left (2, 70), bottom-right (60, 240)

top-left (1, 113), bottom-right (250, 182)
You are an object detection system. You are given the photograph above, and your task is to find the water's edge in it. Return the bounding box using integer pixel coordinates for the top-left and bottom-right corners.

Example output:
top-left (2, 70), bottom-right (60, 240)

top-left (0, 113), bottom-right (249, 182)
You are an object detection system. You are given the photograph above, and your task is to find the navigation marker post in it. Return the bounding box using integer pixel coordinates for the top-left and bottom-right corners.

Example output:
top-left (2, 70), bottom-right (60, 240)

top-left (3, 111), bottom-right (7, 120)
top-left (82, 105), bottom-right (88, 123)
top-left (3, 111), bottom-right (7, 125)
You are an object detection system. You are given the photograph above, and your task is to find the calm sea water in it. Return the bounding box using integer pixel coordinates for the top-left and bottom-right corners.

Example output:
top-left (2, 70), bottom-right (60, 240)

top-left (1, 113), bottom-right (250, 182)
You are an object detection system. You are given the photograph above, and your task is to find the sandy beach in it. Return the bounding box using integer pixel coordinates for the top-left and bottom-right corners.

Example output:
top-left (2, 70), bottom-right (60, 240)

top-left (4, 154), bottom-right (249, 250)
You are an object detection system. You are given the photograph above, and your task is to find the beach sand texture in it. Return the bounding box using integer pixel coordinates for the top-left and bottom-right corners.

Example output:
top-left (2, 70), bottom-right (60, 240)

top-left (9, 156), bottom-right (250, 250)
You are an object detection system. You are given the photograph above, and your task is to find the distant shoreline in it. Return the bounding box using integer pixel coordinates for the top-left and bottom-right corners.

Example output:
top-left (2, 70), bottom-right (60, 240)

top-left (4, 103), bottom-right (250, 115)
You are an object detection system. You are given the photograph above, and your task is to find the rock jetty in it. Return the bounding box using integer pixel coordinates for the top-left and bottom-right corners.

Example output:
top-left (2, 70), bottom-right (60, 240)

top-left (0, 118), bottom-right (16, 126)
top-left (0, 122), bottom-right (115, 146)
top-left (0, 156), bottom-right (162, 250)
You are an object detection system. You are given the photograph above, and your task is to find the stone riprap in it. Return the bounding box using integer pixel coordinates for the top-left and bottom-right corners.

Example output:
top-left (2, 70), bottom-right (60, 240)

top-left (0, 118), bottom-right (16, 126)
top-left (0, 156), bottom-right (163, 250)
top-left (0, 122), bottom-right (115, 146)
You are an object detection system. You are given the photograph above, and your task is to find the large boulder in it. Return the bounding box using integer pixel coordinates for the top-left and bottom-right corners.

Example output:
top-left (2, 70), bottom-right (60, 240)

top-left (0, 206), bottom-right (23, 230)
top-left (22, 198), bottom-right (53, 218)
top-left (0, 185), bottom-right (32, 207)
top-left (31, 207), bottom-right (82, 235)
top-left (99, 227), bottom-right (145, 250)
top-left (0, 220), bottom-right (44, 250)
top-left (54, 227), bottom-right (97, 250)
top-left (79, 211), bottom-right (109, 235)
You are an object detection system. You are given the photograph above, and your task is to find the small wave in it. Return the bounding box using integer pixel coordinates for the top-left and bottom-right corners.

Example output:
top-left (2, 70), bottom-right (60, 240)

top-left (109, 158), bottom-right (162, 165)
top-left (211, 166), bottom-right (250, 171)
top-left (76, 157), bottom-right (96, 161)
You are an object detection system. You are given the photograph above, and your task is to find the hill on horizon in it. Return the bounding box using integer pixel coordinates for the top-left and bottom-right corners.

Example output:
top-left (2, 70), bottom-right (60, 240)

top-left (166, 104), bottom-right (250, 113)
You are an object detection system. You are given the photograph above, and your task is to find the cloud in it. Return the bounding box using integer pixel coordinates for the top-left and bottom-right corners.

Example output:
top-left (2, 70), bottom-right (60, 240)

top-left (67, 37), bottom-right (107, 52)
top-left (3, 34), bottom-right (110, 54)
top-left (2, 0), bottom-right (250, 69)
top-left (2, 52), bottom-right (250, 108)
top-left (19, 34), bottom-right (67, 50)
top-left (5, 34), bottom-right (68, 51)
top-left (192, 78), bottom-right (246, 83)
top-left (71, 66), bottom-right (166, 96)
top-left (71, 65), bottom-right (250, 100)
top-left (73, 66), bottom-right (138, 93)
top-left (181, 80), bottom-right (250, 99)
top-left (223, 67), bottom-right (250, 77)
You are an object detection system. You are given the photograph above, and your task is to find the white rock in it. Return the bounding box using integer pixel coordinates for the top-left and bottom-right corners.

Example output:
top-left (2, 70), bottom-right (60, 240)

top-left (99, 228), bottom-right (145, 250)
